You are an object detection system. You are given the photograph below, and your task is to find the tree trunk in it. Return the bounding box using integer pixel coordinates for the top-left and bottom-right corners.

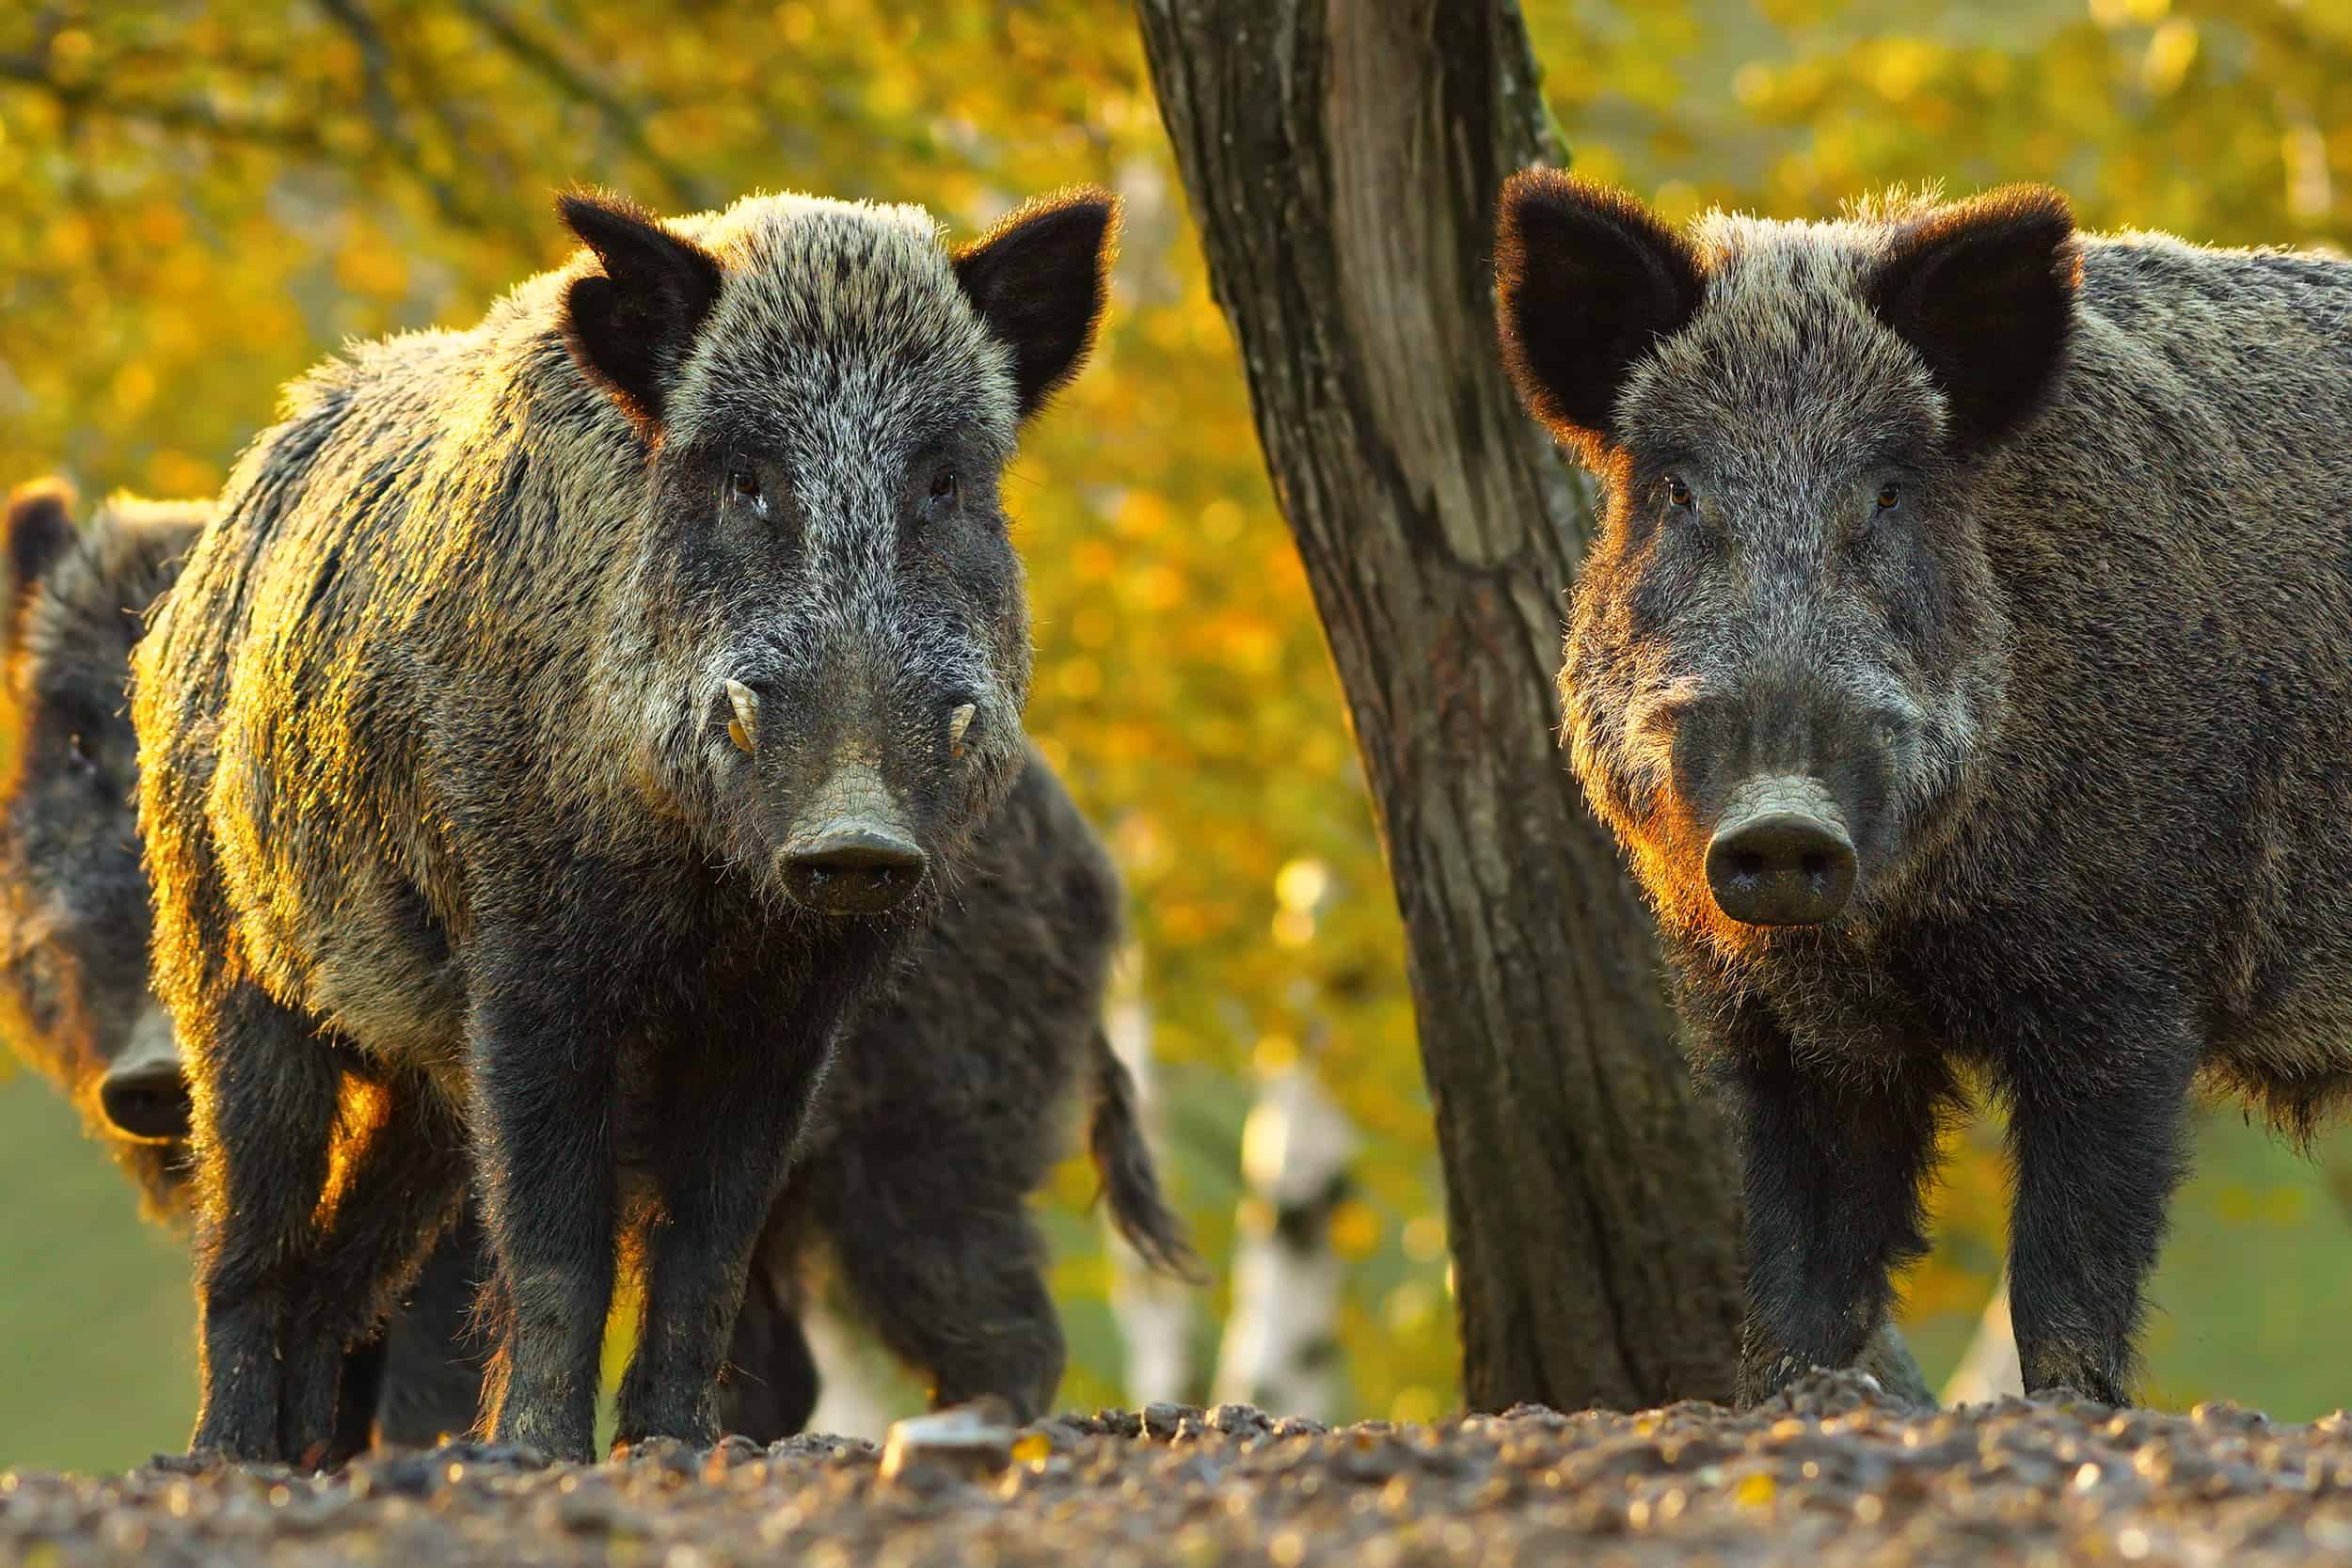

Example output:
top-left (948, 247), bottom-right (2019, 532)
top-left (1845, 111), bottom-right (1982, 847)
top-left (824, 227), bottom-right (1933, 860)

top-left (1135, 0), bottom-right (1748, 1411)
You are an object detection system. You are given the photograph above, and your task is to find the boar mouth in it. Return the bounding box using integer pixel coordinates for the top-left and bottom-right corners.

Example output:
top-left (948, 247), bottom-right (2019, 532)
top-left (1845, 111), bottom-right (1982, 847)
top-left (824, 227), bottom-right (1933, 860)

top-left (1703, 775), bottom-right (1857, 927)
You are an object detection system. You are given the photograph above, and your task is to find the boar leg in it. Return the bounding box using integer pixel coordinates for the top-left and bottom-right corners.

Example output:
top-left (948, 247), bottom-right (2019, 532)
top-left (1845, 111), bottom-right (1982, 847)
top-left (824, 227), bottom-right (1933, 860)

top-left (2000, 1020), bottom-right (2196, 1405)
top-left (271, 1095), bottom-right (469, 1458)
top-left (1710, 1010), bottom-right (1954, 1407)
top-left (466, 981), bottom-right (621, 1465)
top-left (326, 1338), bottom-right (390, 1465)
top-left (714, 1249), bottom-right (822, 1443)
top-left (815, 1137), bottom-right (1066, 1421)
top-left (189, 983), bottom-right (465, 1464)
top-left (186, 981), bottom-right (367, 1462)
top-left (612, 1019), bottom-right (843, 1452)
top-left (326, 1212), bottom-right (485, 1463)
top-left (374, 1204), bottom-right (497, 1448)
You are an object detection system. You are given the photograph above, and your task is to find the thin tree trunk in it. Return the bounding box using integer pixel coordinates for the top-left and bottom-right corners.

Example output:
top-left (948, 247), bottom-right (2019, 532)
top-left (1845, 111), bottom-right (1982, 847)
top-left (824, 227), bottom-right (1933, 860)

top-left (1212, 1061), bottom-right (1357, 1420)
top-left (1940, 1265), bottom-right (2023, 1406)
top-left (1102, 950), bottom-right (1200, 1406)
top-left (1136, 0), bottom-right (1748, 1411)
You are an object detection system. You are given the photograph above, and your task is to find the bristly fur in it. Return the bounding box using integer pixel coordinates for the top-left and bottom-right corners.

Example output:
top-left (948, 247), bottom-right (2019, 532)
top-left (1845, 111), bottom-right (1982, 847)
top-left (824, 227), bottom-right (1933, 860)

top-left (7, 479), bottom-right (1190, 1452)
top-left (1495, 176), bottom-right (2352, 1411)
top-left (133, 181), bottom-right (1126, 1465)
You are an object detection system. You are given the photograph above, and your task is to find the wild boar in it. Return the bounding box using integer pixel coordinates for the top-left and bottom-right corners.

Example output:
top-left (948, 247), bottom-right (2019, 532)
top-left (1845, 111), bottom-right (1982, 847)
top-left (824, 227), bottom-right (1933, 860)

top-left (1495, 173), bottom-right (2352, 1405)
top-left (134, 183), bottom-right (1129, 1463)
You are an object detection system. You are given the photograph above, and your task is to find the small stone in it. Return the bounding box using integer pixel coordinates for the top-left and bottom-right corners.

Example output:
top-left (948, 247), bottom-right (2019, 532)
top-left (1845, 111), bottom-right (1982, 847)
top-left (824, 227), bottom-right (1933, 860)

top-left (1142, 1402), bottom-right (1200, 1440)
top-left (435, 1439), bottom-right (548, 1472)
top-left (709, 1435), bottom-right (764, 1464)
top-left (616, 1436), bottom-right (700, 1477)
top-left (1208, 1404), bottom-right (1273, 1437)
top-left (879, 1399), bottom-right (1020, 1488)
top-left (766, 1432), bottom-right (875, 1463)
top-left (1026, 1417), bottom-right (1092, 1452)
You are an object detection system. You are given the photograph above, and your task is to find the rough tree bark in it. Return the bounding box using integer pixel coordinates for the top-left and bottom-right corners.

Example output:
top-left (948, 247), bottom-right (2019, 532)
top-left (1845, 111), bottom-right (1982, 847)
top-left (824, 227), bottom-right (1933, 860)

top-left (1135, 0), bottom-right (1750, 1412)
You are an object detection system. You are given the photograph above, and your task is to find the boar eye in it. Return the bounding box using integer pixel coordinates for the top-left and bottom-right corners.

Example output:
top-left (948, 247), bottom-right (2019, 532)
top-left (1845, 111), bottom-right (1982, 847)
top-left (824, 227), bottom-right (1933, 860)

top-left (1664, 475), bottom-right (1695, 511)
top-left (929, 469), bottom-right (960, 507)
top-left (724, 466), bottom-right (767, 517)
top-left (1875, 483), bottom-right (1901, 512)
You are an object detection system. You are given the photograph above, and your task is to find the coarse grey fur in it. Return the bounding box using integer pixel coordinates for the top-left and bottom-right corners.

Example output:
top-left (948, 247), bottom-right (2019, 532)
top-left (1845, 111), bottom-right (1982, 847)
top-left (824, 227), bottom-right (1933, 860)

top-left (1496, 172), bottom-right (2352, 1407)
top-left (135, 182), bottom-right (1132, 1464)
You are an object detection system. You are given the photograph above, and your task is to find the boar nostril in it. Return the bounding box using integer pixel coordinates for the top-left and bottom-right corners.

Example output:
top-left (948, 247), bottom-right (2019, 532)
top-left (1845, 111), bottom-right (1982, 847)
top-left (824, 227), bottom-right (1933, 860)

top-left (1704, 777), bottom-right (1857, 927)
top-left (98, 1063), bottom-right (191, 1143)
top-left (779, 823), bottom-right (928, 916)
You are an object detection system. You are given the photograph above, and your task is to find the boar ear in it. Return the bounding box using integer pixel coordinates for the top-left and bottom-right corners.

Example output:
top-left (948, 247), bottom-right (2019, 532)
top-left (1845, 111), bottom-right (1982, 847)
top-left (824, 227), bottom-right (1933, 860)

top-left (1867, 184), bottom-right (2080, 451)
top-left (557, 189), bottom-right (725, 431)
top-left (7, 479), bottom-right (77, 608)
top-left (1495, 170), bottom-right (1704, 462)
top-left (954, 187), bottom-right (1119, 421)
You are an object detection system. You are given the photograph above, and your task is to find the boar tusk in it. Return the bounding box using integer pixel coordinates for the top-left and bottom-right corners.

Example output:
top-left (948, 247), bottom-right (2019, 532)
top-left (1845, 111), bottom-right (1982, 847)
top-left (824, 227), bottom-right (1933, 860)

top-left (724, 679), bottom-right (760, 754)
top-left (947, 703), bottom-right (976, 758)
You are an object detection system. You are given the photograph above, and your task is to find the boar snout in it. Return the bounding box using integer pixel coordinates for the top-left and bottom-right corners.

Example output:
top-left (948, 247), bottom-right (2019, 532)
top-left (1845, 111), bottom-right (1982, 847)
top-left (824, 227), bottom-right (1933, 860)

top-left (781, 825), bottom-right (927, 913)
top-left (778, 760), bottom-right (927, 915)
top-left (98, 1009), bottom-right (191, 1142)
top-left (1704, 775), bottom-right (1855, 927)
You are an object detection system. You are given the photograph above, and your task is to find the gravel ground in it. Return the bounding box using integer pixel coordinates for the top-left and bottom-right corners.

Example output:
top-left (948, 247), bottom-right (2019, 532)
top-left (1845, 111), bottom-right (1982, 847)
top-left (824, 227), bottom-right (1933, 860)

top-left (6, 1372), bottom-right (2352, 1568)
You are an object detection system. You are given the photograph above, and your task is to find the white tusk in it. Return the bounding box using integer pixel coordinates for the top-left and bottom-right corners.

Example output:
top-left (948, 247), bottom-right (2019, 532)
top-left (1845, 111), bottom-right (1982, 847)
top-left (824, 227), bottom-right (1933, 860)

top-left (947, 704), bottom-right (976, 757)
top-left (725, 679), bottom-right (760, 754)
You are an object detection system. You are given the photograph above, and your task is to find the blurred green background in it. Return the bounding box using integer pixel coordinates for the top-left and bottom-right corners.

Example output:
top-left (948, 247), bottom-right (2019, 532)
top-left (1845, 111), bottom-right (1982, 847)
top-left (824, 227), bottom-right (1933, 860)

top-left (4, 0), bottom-right (2351, 1472)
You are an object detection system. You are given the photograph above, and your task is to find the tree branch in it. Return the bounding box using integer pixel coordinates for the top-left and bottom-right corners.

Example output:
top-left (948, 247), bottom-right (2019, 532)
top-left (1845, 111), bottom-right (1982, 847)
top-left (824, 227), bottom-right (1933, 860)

top-left (453, 0), bottom-right (712, 211)
top-left (312, 0), bottom-right (509, 235)
top-left (0, 53), bottom-right (334, 153)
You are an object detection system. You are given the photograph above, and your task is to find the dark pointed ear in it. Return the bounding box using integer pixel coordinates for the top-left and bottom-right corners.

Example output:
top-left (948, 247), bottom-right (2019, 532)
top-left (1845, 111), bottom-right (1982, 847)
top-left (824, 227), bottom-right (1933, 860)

top-left (1495, 169), bottom-right (1705, 463)
top-left (954, 188), bottom-right (1119, 421)
top-left (557, 189), bottom-right (726, 431)
top-left (7, 478), bottom-right (77, 608)
top-left (1866, 184), bottom-right (2080, 451)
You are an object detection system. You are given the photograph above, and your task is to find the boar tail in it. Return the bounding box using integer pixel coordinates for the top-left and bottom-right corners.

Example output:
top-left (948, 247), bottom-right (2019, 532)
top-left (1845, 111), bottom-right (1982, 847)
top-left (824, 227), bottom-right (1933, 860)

top-left (1087, 1025), bottom-right (1206, 1284)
